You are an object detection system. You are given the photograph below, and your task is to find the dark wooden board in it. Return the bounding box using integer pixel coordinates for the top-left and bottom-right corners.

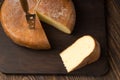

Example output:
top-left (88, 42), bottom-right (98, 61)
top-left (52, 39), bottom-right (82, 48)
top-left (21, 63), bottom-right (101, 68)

top-left (0, 0), bottom-right (109, 76)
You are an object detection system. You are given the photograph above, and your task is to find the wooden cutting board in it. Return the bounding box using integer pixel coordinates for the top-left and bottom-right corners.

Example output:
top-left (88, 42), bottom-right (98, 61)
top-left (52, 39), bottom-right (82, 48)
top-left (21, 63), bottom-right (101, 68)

top-left (0, 0), bottom-right (109, 76)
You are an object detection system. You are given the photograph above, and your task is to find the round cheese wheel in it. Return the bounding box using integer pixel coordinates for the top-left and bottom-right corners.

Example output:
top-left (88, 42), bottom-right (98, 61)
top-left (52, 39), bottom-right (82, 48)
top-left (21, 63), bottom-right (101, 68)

top-left (1, 0), bottom-right (76, 49)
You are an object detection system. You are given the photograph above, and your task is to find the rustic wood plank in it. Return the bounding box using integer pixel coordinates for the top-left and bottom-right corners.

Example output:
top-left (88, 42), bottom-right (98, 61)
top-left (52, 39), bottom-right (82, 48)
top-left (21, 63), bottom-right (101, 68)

top-left (105, 0), bottom-right (120, 80)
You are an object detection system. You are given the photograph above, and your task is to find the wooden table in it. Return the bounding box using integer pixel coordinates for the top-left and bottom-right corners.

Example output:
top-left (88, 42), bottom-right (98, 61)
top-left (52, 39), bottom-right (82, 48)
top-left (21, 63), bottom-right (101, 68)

top-left (0, 0), bottom-right (120, 79)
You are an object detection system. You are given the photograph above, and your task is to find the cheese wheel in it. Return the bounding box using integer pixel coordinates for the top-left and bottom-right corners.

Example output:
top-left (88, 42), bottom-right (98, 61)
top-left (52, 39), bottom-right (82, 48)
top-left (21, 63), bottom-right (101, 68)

top-left (1, 0), bottom-right (50, 50)
top-left (1, 0), bottom-right (76, 49)
top-left (60, 35), bottom-right (101, 72)
top-left (36, 0), bottom-right (76, 34)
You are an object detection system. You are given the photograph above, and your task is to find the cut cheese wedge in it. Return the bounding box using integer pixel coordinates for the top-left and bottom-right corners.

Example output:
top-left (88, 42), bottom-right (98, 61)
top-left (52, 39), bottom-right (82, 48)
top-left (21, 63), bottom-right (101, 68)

top-left (1, 0), bottom-right (50, 49)
top-left (36, 0), bottom-right (76, 34)
top-left (60, 35), bottom-right (101, 72)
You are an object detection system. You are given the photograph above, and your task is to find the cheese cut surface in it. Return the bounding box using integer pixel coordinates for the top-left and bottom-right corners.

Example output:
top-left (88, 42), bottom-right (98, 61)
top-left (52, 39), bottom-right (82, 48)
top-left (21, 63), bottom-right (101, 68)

top-left (1, 0), bottom-right (50, 50)
top-left (36, 0), bottom-right (76, 34)
top-left (60, 35), bottom-right (101, 72)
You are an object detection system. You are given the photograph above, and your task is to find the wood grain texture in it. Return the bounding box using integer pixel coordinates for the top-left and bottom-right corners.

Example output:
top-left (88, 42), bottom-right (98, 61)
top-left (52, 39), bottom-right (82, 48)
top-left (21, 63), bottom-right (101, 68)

top-left (0, 0), bottom-right (119, 80)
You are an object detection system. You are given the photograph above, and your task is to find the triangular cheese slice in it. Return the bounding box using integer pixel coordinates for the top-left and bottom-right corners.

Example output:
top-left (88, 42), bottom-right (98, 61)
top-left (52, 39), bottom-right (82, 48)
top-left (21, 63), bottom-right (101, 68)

top-left (60, 35), bottom-right (100, 72)
top-left (36, 0), bottom-right (76, 34)
top-left (1, 0), bottom-right (50, 49)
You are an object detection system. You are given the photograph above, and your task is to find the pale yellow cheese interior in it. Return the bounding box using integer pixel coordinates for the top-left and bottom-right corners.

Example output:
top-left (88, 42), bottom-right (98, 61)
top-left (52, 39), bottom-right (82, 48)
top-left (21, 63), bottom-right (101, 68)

top-left (37, 12), bottom-right (71, 34)
top-left (60, 36), bottom-right (99, 72)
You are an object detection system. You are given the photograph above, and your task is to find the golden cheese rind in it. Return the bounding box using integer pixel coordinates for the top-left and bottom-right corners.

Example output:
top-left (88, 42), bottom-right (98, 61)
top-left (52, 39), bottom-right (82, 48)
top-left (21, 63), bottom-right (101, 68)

top-left (1, 0), bottom-right (50, 50)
